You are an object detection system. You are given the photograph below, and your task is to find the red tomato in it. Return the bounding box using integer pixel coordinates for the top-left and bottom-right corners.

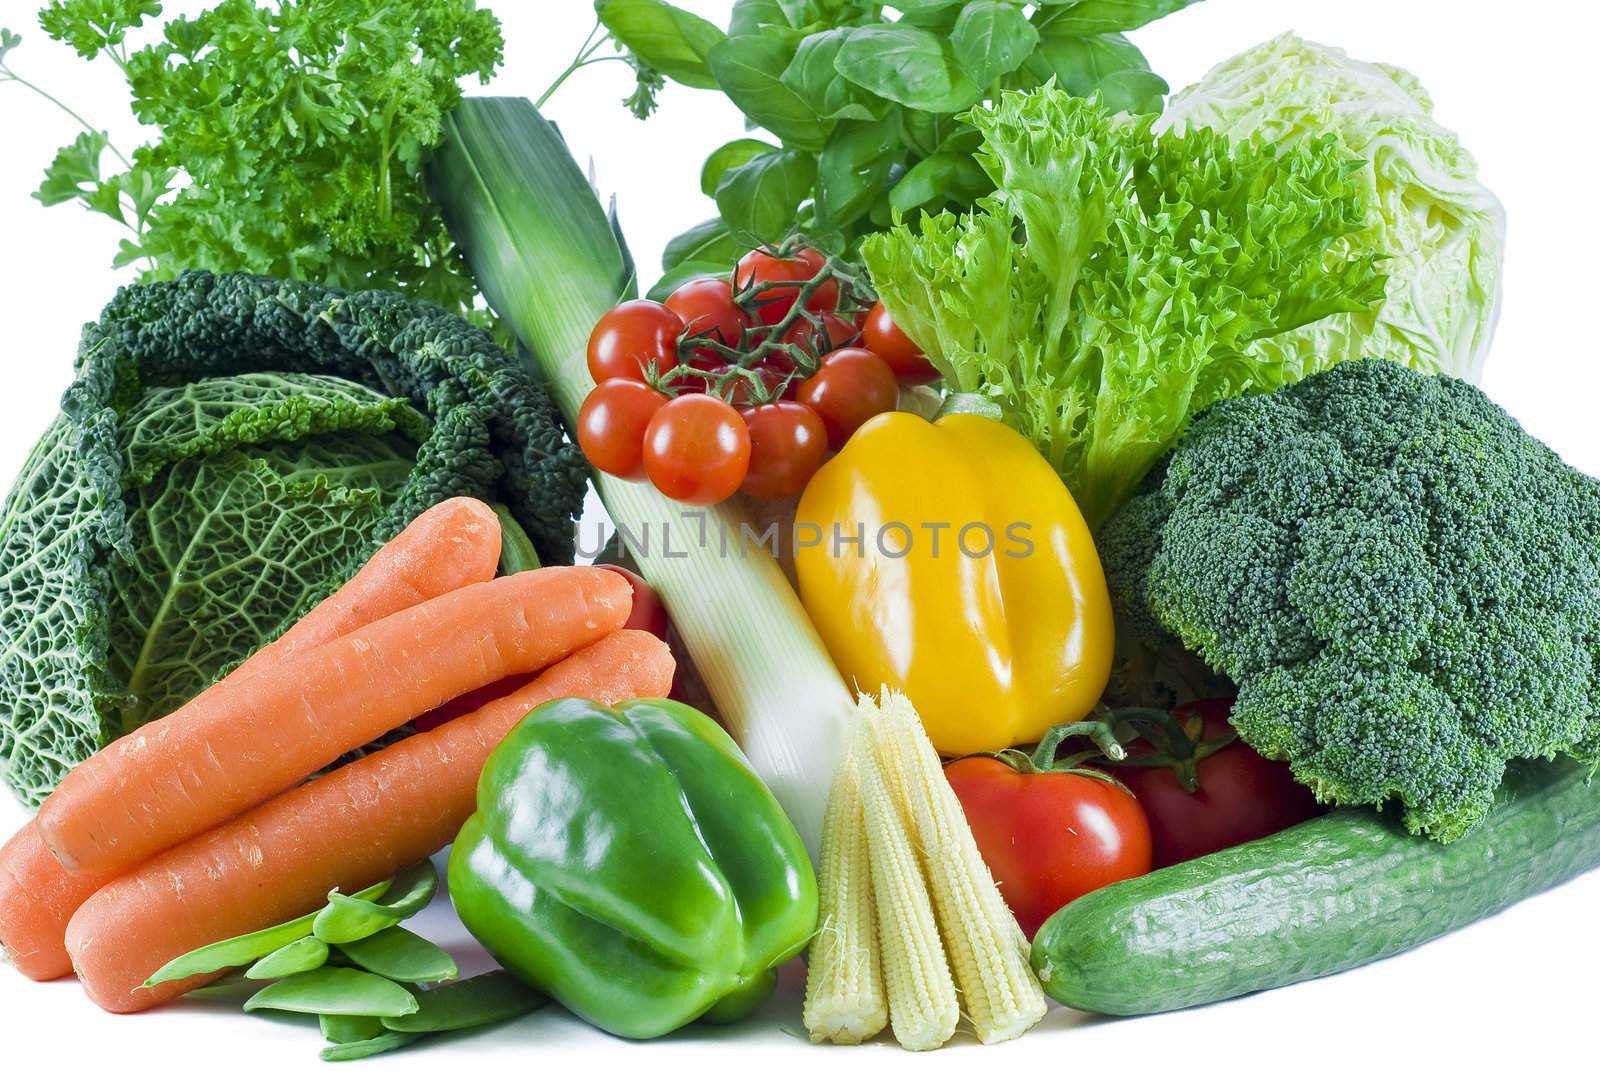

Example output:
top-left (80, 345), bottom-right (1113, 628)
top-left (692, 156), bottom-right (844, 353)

top-left (643, 393), bottom-right (751, 505)
top-left (719, 362), bottom-right (792, 407)
top-left (586, 300), bottom-right (683, 383)
top-left (666, 278), bottom-right (749, 362)
top-left (795, 347), bottom-right (898, 449)
top-left (862, 300), bottom-right (938, 384)
top-left (1104, 699), bottom-right (1325, 869)
top-left (780, 312), bottom-right (858, 362)
top-left (734, 246), bottom-right (839, 326)
top-left (741, 402), bottom-right (828, 499)
top-left (946, 757), bottom-right (1152, 940)
top-left (596, 564), bottom-right (670, 640)
top-left (577, 379), bottom-right (668, 480)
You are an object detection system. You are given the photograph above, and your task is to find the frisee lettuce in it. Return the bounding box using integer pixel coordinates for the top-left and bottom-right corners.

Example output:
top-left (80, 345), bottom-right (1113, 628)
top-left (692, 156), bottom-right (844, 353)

top-left (862, 87), bottom-right (1388, 529)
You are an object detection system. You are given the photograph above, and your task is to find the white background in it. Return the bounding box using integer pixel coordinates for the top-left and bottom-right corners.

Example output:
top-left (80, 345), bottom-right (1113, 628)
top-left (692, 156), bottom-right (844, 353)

top-left (2, 0), bottom-right (1598, 1066)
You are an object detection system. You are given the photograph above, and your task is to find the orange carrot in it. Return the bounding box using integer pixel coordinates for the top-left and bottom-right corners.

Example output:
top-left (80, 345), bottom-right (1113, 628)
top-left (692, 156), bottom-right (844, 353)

top-left (0, 497), bottom-right (502, 980)
top-left (37, 566), bottom-right (632, 880)
top-left (232, 497), bottom-right (502, 680)
top-left (0, 824), bottom-right (101, 982)
top-left (66, 630), bottom-right (674, 1013)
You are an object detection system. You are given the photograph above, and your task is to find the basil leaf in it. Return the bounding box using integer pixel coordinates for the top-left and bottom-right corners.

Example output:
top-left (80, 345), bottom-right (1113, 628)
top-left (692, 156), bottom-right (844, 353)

top-left (647, 261), bottom-right (729, 301)
top-left (320, 1031), bottom-right (418, 1062)
top-left (816, 118), bottom-right (903, 229)
top-left (319, 1015), bottom-right (385, 1045)
top-left (834, 26), bottom-right (982, 114)
top-left (143, 877), bottom-right (393, 987)
top-left (1033, 0), bottom-right (1202, 34)
top-left (313, 862), bottom-right (436, 945)
top-left (1017, 30), bottom-right (1167, 113)
top-left (729, 0), bottom-right (814, 37)
top-left (715, 150), bottom-right (819, 243)
top-left (701, 138), bottom-right (779, 197)
top-left (780, 28), bottom-right (888, 122)
top-left (889, 151), bottom-right (992, 216)
top-left (708, 36), bottom-right (833, 151)
top-left (898, 109), bottom-right (964, 158)
top-left (245, 936), bottom-right (330, 980)
top-left (952, 1), bottom-right (1039, 87)
top-left (594, 0), bottom-right (726, 89)
top-left (339, 927), bottom-right (458, 984)
top-left (663, 217), bottom-right (741, 271)
top-left (381, 971), bottom-right (548, 1034)
top-left (244, 967), bottom-right (420, 1018)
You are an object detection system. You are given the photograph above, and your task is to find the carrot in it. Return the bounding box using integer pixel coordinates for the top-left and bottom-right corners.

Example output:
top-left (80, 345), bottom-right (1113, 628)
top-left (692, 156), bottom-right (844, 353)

top-left (37, 566), bottom-right (633, 880)
top-left (231, 497), bottom-right (502, 680)
top-left (0, 824), bottom-right (102, 982)
top-left (66, 629), bottom-right (674, 1013)
top-left (0, 497), bottom-right (502, 980)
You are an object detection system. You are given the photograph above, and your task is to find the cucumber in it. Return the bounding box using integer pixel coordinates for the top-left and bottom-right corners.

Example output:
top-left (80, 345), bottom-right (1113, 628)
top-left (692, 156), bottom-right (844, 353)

top-left (1032, 758), bottom-right (1600, 1015)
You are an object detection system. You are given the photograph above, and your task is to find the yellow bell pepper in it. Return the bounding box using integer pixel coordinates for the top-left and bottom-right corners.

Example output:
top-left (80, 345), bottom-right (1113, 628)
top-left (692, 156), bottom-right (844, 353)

top-left (794, 412), bottom-right (1113, 756)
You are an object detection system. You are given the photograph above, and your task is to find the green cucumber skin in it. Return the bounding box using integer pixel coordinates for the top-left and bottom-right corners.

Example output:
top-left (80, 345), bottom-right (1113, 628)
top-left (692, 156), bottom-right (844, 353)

top-left (1031, 759), bottom-right (1600, 1016)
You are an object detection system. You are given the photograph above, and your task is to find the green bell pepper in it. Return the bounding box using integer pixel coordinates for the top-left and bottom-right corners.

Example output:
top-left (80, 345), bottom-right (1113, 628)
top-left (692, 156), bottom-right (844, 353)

top-left (448, 697), bottom-right (819, 1039)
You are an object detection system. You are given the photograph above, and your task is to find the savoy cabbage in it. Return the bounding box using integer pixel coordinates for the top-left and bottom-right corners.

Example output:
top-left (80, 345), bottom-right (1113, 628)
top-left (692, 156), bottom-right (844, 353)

top-left (0, 272), bottom-right (587, 805)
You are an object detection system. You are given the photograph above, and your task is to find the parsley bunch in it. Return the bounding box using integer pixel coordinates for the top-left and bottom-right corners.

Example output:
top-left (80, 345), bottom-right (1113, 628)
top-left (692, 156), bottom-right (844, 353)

top-left (5, 0), bottom-right (503, 320)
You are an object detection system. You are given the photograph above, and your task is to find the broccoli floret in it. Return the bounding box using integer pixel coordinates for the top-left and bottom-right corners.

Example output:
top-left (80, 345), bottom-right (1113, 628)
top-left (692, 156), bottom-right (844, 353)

top-left (1100, 360), bottom-right (1600, 841)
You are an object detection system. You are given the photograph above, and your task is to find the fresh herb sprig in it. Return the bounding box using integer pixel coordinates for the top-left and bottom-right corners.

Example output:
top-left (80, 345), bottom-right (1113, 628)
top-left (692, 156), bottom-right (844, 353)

top-left (550, 0), bottom-right (1204, 268)
top-left (4, 1), bottom-right (504, 324)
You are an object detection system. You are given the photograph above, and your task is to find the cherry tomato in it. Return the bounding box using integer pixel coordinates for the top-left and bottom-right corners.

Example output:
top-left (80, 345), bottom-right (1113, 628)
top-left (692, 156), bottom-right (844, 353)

top-left (643, 393), bottom-right (751, 505)
top-left (1102, 699), bottom-right (1325, 869)
top-left (587, 300), bottom-right (683, 383)
top-left (718, 362), bottom-right (792, 407)
top-left (666, 278), bottom-right (749, 363)
top-left (577, 378), bottom-right (667, 480)
top-left (741, 401), bottom-right (828, 499)
top-left (596, 564), bottom-right (670, 640)
top-left (946, 757), bottom-right (1152, 940)
top-left (795, 347), bottom-right (898, 449)
top-left (780, 312), bottom-right (858, 359)
top-left (734, 246), bottom-right (839, 326)
top-left (863, 300), bottom-right (938, 384)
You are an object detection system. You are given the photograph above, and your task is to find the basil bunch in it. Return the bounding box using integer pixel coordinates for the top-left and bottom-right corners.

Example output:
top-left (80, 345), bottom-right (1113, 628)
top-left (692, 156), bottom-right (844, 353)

top-left (595, 0), bottom-right (1201, 277)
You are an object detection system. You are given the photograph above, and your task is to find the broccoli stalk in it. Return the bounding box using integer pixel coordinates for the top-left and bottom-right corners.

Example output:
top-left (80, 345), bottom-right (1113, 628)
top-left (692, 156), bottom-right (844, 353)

top-left (1100, 360), bottom-right (1600, 842)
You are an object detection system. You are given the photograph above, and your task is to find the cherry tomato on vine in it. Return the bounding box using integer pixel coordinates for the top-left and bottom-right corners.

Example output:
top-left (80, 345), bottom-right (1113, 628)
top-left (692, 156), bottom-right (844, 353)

top-left (596, 564), bottom-right (671, 641)
top-left (586, 300), bottom-right (683, 383)
top-left (795, 347), bottom-right (899, 449)
top-left (741, 401), bottom-right (828, 499)
top-left (577, 378), bottom-right (667, 480)
top-left (666, 277), bottom-right (749, 363)
top-left (781, 312), bottom-right (857, 359)
top-left (643, 393), bottom-right (751, 506)
top-left (718, 362), bottom-right (792, 407)
top-left (734, 246), bottom-right (840, 326)
top-left (946, 756), bottom-right (1152, 940)
top-left (1099, 699), bottom-right (1325, 869)
top-left (863, 300), bottom-right (938, 384)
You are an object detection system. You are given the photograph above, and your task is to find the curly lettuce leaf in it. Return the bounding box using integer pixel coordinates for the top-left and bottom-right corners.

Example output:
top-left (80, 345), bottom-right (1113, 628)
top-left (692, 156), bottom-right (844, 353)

top-left (864, 87), bottom-right (1386, 528)
top-left (1159, 33), bottom-right (1505, 384)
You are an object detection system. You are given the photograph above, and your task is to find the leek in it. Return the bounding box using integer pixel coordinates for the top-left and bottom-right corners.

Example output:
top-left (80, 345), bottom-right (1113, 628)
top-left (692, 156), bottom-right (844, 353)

top-left (430, 97), bottom-right (850, 856)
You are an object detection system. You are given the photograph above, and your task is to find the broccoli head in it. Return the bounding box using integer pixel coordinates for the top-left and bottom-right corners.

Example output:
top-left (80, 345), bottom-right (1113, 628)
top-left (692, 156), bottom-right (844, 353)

top-left (1100, 360), bottom-right (1600, 841)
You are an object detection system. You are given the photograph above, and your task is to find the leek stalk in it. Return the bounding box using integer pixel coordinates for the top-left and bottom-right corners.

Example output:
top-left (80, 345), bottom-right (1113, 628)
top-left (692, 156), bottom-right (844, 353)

top-left (430, 97), bottom-right (850, 856)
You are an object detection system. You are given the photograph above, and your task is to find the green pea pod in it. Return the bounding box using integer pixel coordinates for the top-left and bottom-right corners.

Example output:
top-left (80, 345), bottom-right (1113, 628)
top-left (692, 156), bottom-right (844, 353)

top-left (245, 936), bottom-right (330, 980)
top-left (449, 698), bottom-right (818, 1040)
top-left (319, 1031), bottom-right (417, 1062)
top-left (313, 863), bottom-right (436, 944)
top-left (380, 971), bottom-right (548, 1033)
top-left (144, 877), bottom-right (393, 986)
top-left (319, 1015), bottom-right (385, 1044)
top-left (243, 967), bottom-right (419, 1018)
top-left (339, 927), bottom-right (457, 984)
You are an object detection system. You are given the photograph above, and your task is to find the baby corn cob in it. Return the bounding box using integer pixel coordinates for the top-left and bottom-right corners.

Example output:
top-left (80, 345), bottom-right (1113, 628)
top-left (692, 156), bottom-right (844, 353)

top-left (803, 724), bottom-right (889, 1044)
top-left (875, 690), bottom-right (1049, 1044)
top-left (855, 703), bottom-right (960, 1051)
